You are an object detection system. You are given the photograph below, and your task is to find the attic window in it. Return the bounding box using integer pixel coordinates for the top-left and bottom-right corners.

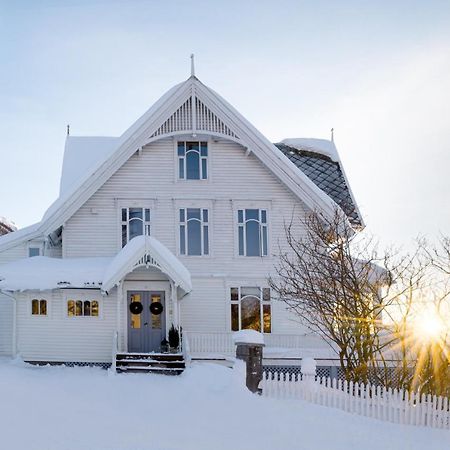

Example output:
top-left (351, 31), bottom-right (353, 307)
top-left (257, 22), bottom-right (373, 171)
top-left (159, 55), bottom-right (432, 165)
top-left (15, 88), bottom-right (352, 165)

top-left (178, 141), bottom-right (208, 180)
top-left (28, 247), bottom-right (41, 257)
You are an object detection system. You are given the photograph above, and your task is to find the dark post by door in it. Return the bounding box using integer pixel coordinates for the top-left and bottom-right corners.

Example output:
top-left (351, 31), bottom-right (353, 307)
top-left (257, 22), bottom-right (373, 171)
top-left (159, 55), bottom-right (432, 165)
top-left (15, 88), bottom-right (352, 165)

top-left (127, 291), bottom-right (166, 353)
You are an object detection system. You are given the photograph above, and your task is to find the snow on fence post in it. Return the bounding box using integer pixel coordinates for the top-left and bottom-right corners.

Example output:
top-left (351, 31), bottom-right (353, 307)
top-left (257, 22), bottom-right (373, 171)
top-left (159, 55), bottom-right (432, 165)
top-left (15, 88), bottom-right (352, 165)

top-left (300, 357), bottom-right (317, 402)
top-left (233, 330), bottom-right (264, 394)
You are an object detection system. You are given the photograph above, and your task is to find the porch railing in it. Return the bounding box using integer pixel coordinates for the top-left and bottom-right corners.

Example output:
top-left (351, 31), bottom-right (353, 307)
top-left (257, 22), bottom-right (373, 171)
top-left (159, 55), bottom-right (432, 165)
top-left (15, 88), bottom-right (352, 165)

top-left (184, 331), bottom-right (311, 356)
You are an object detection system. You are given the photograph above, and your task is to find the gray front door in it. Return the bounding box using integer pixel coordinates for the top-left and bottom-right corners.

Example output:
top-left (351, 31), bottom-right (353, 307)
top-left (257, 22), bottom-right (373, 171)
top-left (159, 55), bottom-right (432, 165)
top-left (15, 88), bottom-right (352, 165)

top-left (127, 291), bottom-right (166, 353)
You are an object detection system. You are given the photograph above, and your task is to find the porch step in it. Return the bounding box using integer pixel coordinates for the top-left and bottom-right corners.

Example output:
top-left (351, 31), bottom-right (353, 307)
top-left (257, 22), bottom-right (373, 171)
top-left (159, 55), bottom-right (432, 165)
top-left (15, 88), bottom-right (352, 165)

top-left (115, 352), bottom-right (185, 375)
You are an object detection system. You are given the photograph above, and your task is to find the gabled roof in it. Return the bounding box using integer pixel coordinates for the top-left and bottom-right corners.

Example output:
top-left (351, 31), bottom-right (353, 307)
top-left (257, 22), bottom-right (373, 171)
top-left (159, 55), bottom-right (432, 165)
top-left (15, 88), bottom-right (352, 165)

top-left (275, 141), bottom-right (363, 227)
top-left (0, 75), bottom-right (360, 251)
top-left (102, 235), bottom-right (191, 293)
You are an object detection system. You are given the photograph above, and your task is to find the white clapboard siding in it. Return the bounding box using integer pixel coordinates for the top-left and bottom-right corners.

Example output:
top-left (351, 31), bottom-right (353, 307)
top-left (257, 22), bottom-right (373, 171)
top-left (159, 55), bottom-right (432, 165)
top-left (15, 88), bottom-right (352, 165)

top-left (0, 294), bottom-right (13, 355)
top-left (60, 137), bottom-right (312, 337)
top-left (15, 290), bottom-right (116, 363)
top-left (0, 243), bottom-right (28, 354)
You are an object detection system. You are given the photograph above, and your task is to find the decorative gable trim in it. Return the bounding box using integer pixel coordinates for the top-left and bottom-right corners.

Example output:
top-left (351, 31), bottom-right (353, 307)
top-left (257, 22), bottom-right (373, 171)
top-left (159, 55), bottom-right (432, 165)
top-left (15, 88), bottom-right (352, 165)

top-left (6, 75), bottom-right (353, 248)
top-left (149, 95), bottom-right (239, 140)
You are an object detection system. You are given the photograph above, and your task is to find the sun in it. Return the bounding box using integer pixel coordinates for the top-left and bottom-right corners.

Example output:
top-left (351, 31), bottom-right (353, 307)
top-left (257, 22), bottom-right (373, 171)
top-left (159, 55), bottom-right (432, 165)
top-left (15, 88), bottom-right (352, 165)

top-left (412, 308), bottom-right (446, 343)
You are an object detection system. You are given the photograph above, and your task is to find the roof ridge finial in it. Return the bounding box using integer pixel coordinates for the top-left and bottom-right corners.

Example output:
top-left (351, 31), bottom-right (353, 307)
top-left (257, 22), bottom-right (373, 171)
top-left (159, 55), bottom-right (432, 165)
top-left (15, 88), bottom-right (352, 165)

top-left (67, 124), bottom-right (70, 136)
top-left (331, 127), bottom-right (334, 143)
top-left (190, 53), bottom-right (195, 77)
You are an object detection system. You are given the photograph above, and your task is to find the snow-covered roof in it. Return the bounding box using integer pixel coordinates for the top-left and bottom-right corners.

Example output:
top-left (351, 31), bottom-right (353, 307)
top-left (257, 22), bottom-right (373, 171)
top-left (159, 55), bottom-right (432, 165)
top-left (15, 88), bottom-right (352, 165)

top-left (0, 256), bottom-right (108, 291)
top-left (275, 141), bottom-right (363, 227)
top-left (0, 75), bottom-right (360, 253)
top-left (0, 216), bottom-right (17, 233)
top-left (60, 137), bottom-right (119, 196)
top-left (102, 235), bottom-right (192, 293)
top-left (281, 138), bottom-right (340, 162)
top-left (0, 236), bottom-right (191, 293)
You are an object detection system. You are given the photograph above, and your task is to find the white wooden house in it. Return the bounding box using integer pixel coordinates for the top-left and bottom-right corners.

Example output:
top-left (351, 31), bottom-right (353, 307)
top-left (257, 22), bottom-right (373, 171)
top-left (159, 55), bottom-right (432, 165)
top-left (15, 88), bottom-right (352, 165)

top-left (0, 68), bottom-right (363, 368)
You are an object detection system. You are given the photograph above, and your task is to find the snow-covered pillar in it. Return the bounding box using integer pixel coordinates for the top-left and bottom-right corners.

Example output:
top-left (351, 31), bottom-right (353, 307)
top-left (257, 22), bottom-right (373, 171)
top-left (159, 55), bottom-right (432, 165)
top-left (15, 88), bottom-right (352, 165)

top-left (301, 357), bottom-right (317, 401)
top-left (233, 330), bottom-right (265, 394)
top-left (171, 281), bottom-right (179, 328)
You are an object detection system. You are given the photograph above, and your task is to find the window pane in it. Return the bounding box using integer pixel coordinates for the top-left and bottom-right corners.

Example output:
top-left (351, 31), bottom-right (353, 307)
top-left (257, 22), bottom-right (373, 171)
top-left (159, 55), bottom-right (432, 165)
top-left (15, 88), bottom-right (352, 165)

top-left (262, 288), bottom-right (271, 301)
top-left (246, 209), bottom-right (259, 220)
top-left (180, 225), bottom-right (186, 255)
top-left (240, 296), bottom-right (261, 331)
top-left (151, 295), bottom-right (162, 329)
top-left (187, 142), bottom-right (199, 151)
top-left (145, 209), bottom-right (150, 222)
top-left (241, 287), bottom-right (261, 297)
top-left (202, 209), bottom-right (208, 222)
top-left (187, 208), bottom-right (201, 220)
top-left (129, 208), bottom-right (143, 220)
top-left (122, 225), bottom-right (127, 248)
top-left (261, 210), bottom-right (267, 223)
top-left (68, 300), bottom-right (75, 317)
top-left (177, 142), bottom-right (185, 156)
top-left (262, 226), bottom-right (268, 256)
top-left (32, 299), bottom-right (39, 315)
top-left (129, 218), bottom-right (144, 240)
top-left (29, 247), bottom-right (40, 257)
top-left (186, 151), bottom-right (200, 179)
top-left (179, 209), bottom-right (185, 222)
top-left (263, 304), bottom-right (271, 333)
top-left (84, 301), bottom-right (91, 316)
top-left (245, 221), bottom-right (260, 256)
top-left (201, 158), bottom-right (207, 179)
top-left (187, 220), bottom-right (201, 255)
top-left (130, 294), bottom-right (140, 328)
top-left (238, 210), bottom-right (243, 223)
top-left (200, 142), bottom-right (208, 156)
top-left (203, 226), bottom-right (209, 255)
top-left (179, 158), bottom-right (184, 179)
top-left (75, 301), bottom-right (83, 316)
top-left (121, 208), bottom-right (127, 222)
top-left (91, 301), bottom-right (99, 317)
top-left (40, 300), bottom-right (47, 316)
top-left (238, 226), bottom-right (244, 256)
top-left (231, 304), bottom-right (239, 331)
top-left (230, 288), bottom-right (239, 301)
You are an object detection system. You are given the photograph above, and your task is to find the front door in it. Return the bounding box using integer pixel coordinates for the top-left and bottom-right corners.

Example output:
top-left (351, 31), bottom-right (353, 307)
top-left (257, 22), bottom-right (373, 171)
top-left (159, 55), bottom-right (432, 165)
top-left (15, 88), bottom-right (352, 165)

top-left (127, 291), bottom-right (166, 353)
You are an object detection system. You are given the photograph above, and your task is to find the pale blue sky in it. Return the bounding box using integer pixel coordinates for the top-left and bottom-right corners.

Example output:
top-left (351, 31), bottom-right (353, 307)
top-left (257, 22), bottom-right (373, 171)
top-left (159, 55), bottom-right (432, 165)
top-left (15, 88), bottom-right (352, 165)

top-left (1, 0), bottom-right (450, 246)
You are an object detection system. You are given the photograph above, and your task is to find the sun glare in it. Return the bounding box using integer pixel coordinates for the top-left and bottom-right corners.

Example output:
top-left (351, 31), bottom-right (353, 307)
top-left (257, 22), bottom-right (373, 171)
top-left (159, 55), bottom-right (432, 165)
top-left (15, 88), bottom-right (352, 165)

top-left (413, 308), bottom-right (446, 343)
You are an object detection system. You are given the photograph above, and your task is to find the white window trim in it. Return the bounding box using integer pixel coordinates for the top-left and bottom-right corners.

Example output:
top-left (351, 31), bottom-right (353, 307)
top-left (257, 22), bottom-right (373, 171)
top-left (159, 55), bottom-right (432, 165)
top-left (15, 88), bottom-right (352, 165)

top-left (174, 200), bottom-right (214, 258)
top-left (27, 293), bottom-right (51, 319)
top-left (116, 199), bottom-right (155, 250)
top-left (227, 284), bottom-right (272, 334)
top-left (232, 201), bottom-right (272, 258)
top-left (27, 242), bottom-right (44, 258)
top-left (173, 137), bottom-right (212, 184)
top-left (64, 292), bottom-right (104, 320)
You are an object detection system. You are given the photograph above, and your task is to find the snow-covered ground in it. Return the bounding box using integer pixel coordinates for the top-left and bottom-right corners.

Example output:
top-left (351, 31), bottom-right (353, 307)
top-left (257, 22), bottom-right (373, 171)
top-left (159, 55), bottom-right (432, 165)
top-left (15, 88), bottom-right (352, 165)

top-left (0, 359), bottom-right (448, 450)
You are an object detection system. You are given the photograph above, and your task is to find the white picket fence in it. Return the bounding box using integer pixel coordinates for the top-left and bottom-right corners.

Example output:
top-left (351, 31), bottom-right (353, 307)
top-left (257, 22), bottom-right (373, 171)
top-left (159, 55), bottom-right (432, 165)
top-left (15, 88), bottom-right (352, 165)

top-left (260, 372), bottom-right (450, 429)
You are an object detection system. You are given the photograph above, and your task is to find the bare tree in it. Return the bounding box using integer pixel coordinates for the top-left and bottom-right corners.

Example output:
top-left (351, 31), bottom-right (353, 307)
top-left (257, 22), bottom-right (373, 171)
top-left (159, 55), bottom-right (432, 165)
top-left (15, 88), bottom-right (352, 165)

top-left (269, 208), bottom-right (428, 385)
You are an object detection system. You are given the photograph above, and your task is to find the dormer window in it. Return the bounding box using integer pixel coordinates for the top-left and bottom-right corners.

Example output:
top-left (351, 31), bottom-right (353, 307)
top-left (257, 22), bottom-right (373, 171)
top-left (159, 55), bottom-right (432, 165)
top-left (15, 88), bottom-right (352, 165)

top-left (178, 141), bottom-right (208, 180)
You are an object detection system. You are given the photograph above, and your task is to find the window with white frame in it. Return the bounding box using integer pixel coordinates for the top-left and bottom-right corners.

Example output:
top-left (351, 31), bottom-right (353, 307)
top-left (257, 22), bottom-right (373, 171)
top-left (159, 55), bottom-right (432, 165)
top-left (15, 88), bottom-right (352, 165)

top-left (179, 208), bottom-right (209, 255)
top-left (121, 207), bottom-right (151, 247)
top-left (28, 247), bottom-right (41, 257)
top-left (237, 209), bottom-right (268, 256)
top-left (230, 287), bottom-right (271, 333)
top-left (31, 299), bottom-right (47, 316)
top-left (178, 141), bottom-right (208, 180)
top-left (67, 299), bottom-right (99, 317)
